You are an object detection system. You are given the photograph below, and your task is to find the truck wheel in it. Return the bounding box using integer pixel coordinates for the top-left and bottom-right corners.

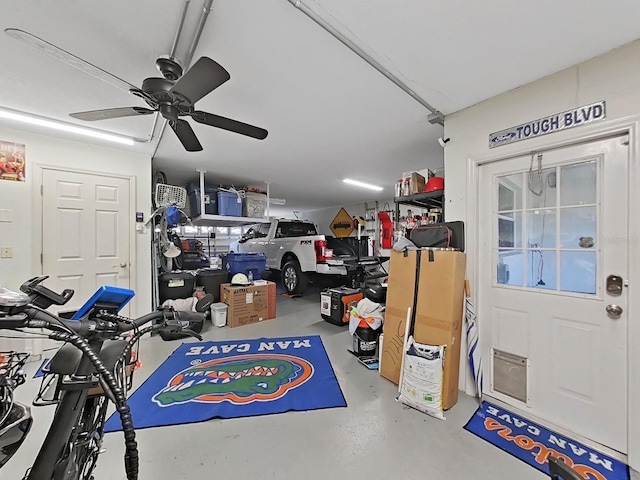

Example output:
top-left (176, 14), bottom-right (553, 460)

top-left (282, 260), bottom-right (308, 295)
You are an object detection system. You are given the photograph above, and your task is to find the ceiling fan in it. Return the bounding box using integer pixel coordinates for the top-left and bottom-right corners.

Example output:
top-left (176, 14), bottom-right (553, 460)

top-left (4, 28), bottom-right (268, 152)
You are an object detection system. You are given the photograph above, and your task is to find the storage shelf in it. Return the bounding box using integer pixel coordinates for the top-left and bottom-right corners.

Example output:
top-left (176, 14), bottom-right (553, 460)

top-left (191, 214), bottom-right (271, 227)
top-left (395, 190), bottom-right (445, 227)
top-left (394, 190), bottom-right (444, 209)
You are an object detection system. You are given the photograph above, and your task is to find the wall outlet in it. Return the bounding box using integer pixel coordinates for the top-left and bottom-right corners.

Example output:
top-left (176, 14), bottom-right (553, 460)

top-left (0, 247), bottom-right (13, 259)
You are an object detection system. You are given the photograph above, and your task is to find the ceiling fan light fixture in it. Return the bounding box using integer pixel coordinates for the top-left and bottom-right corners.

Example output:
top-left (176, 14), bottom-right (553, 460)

top-left (0, 107), bottom-right (135, 146)
top-left (343, 178), bottom-right (383, 191)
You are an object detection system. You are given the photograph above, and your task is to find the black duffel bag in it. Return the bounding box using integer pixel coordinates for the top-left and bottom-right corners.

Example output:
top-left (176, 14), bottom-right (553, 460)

top-left (409, 221), bottom-right (465, 251)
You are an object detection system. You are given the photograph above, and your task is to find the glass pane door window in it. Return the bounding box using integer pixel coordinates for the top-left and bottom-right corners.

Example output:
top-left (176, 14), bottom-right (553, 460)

top-left (495, 160), bottom-right (598, 294)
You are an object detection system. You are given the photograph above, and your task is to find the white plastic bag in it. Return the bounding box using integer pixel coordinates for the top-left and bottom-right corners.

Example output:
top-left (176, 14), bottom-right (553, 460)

top-left (397, 336), bottom-right (445, 420)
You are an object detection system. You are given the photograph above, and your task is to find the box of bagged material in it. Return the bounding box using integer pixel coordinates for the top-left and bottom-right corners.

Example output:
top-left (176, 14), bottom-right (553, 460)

top-left (380, 249), bottom-right (419, 385)
top-left (413, 250), bottom-right (466, 410)
top-left (221, 281), bottom-right (276, 328)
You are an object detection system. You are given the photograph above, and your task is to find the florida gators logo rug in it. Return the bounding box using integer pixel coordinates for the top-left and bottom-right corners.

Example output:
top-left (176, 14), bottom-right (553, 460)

top-left (464, 402), bottom-right (630, 480)
top-left (104, 335), bottom-right (346, 431)
top-left (152, 354), bottom-right (313, 406)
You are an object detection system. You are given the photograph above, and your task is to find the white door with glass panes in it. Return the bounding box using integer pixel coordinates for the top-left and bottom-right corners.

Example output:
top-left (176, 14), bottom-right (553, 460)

top-left (42, 169), bottom-right (131, 316)
top-left (478, 136), bottom-right (629, 453)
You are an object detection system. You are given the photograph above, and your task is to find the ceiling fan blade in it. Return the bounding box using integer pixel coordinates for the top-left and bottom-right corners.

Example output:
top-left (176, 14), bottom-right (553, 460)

top-left (170, 119), bottom-right (202, 152)
top-left (170, 57), bottom-right (230, 104)
top-left (191, 111), bottom-right (268, 140)
top-left (70, 107), bottom-right (155, 121)
top-left (5, 28), bottom-right (145, 96)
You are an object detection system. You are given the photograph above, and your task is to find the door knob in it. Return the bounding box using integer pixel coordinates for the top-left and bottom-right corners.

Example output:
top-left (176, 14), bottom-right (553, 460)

top-left (606, 304), bottom-right (623, 318)
top-left (113, 262), bottom-right (127, 268)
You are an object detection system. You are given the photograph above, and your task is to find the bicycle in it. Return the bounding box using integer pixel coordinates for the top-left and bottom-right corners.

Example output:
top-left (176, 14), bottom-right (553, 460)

top-left (0, 276), bottom-right (202, 480)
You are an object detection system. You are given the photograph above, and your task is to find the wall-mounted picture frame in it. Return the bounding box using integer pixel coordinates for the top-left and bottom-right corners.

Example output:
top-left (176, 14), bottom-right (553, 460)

top-left (0, 140), bottom-right (26, 182)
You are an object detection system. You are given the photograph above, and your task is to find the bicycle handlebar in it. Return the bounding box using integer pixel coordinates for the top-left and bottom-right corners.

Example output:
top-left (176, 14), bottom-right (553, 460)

top-left (0, 307), bottom-right (167, 339)
top-left (0, 283), bottom-right (198, 480)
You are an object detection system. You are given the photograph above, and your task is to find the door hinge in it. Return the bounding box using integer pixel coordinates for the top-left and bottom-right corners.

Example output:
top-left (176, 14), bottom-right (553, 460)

top-left (40, 253), bottom-right (43, 265)
top-left (40, 184), bottom-right (43, 196)
top-left (621, 134), bottom-right (630, 146)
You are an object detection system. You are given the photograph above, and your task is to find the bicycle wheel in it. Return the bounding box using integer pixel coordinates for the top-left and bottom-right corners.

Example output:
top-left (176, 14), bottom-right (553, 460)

top-left (76, 393), bottom-right (109, 480)
top-left (53, 392), bottom-right (109, 480)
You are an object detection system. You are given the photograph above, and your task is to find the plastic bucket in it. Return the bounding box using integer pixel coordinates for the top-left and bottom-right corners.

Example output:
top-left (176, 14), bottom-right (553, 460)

top-left (352, 320), bottom-right (379, 356)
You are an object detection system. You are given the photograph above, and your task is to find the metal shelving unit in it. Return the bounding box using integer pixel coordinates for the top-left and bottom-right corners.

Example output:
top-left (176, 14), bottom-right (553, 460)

top-left (190, 169), bottom-right (274, 227)
top-left (191, 214), bottom-right (270, 227)
top-left (394, 190), bottom-right (445, 221)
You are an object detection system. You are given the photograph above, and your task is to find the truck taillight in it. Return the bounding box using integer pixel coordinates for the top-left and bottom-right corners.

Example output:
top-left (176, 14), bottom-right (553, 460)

top-left (314, 240), bottom-right (332, 262)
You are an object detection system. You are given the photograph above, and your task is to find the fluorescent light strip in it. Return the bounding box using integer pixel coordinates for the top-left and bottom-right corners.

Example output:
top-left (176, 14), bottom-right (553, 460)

top-left (343, 178), bottom-right (383, 191)
top-left (0, 108), bottom-right (135, 146)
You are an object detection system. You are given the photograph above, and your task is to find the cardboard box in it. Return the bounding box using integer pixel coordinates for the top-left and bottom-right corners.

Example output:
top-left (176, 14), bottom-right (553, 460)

top-left (413, 250), bottom-right (466, 409)
top-left (410, 172), bottom-right (425, 195)
top-left (221, 281), bottom-right (276, 328)
top-left (380, 249), bottom-right (418, 385)
top-left (266, 281), bottom-right (277, 320)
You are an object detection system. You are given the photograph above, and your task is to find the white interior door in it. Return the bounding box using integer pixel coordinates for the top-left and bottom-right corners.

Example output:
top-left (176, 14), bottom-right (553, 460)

top-left (42, 169), bottom-right (131, 315)
top-left (478, 136), bottom-right (629, 453)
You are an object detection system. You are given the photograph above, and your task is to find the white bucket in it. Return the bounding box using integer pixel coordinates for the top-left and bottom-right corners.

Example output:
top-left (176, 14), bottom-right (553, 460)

top-left (211, 303), bottom-right (228, 327)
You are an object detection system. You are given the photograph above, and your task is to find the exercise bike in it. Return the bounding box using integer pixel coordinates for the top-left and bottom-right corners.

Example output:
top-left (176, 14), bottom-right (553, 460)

top-left (0, 276), bottom-right (201, 480)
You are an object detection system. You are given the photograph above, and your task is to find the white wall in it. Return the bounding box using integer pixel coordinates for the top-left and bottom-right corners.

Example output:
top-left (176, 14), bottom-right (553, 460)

top-left (0, 126), bottom-right (152, 344)
top-left (444, 39), bottom-right (640, 468)
top-left (445, 38), bottom-right (640, 226)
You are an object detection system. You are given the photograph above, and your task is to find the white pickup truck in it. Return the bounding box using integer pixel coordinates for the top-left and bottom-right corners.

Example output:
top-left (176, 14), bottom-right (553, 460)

top-left (228, 219), bottom-right (354, 295)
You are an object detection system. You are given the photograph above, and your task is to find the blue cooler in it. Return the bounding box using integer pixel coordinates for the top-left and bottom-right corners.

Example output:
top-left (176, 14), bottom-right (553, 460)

top-left (218, 191), bottom-right (243, 216)
top-left (225, 253), bottom-right (267, 279)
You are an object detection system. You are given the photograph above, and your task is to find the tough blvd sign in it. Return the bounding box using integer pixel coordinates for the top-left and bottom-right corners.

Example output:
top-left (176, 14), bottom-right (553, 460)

top-left (489, 101), bottom-right (606, 148)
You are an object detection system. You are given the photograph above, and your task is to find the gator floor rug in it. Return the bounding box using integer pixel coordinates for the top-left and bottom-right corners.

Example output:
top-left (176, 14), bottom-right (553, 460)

top-left (464, 401), bottom-right (630, 480)
top-left (104, 335), bottom-right (346, 432)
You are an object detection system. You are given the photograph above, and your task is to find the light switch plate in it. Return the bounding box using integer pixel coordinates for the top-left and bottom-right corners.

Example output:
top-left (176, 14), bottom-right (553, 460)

top-left (0, 209), bottom-right (13, 223)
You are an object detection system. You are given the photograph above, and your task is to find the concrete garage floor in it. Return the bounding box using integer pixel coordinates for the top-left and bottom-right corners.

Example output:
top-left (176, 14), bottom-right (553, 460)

top-left (7, 285), bottom-right (630, 480)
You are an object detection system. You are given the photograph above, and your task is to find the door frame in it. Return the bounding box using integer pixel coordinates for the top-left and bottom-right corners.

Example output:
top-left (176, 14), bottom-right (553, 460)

top-left (465, 114), bottom-right (640, 469)
top-left (31, 164), bottom-right (137, 309)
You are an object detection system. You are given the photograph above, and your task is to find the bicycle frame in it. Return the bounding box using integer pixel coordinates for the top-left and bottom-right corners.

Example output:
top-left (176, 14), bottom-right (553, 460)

top-left (27, 339), bottom-right (105, 480)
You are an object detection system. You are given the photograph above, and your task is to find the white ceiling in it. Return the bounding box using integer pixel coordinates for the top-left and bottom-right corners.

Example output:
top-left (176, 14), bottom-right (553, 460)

top-left (1, 0), bottom-right (639, 211)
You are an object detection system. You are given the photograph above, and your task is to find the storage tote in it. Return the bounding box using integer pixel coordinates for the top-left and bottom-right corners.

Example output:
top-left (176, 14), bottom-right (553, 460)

top-left (225, 253), bottom-right (267, 279)
top-left (186, 182), bottom-right (218, 216)
top-left (244, 192), bottom-right (267, 218)
top-left (218, 191), bottom-right (243, 216)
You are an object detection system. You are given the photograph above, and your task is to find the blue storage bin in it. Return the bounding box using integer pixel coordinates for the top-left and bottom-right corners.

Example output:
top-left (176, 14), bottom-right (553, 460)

top-left (218, 191), bottom-right (243, 216)
top-left (225, 253), bottom-right (267, 279)
top-left (186, 183), bottom-right (218, 216)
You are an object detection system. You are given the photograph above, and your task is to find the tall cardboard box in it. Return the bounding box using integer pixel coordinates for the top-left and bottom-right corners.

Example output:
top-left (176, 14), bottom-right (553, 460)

top-left (413, 250), bottom-right (466, 409)
top-left (266, 281), bottom-right (277, 320)
top-left (221, 281), bottom-right (276, 328)
top-left (380, 250), bottom-right (418, 384)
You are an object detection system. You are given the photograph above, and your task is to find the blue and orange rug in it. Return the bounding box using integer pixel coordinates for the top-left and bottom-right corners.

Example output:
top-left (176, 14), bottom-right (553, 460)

top-left (464, 401), bottom-right (629, 480)
top-left (105, 335), bottom-right (346, 432)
